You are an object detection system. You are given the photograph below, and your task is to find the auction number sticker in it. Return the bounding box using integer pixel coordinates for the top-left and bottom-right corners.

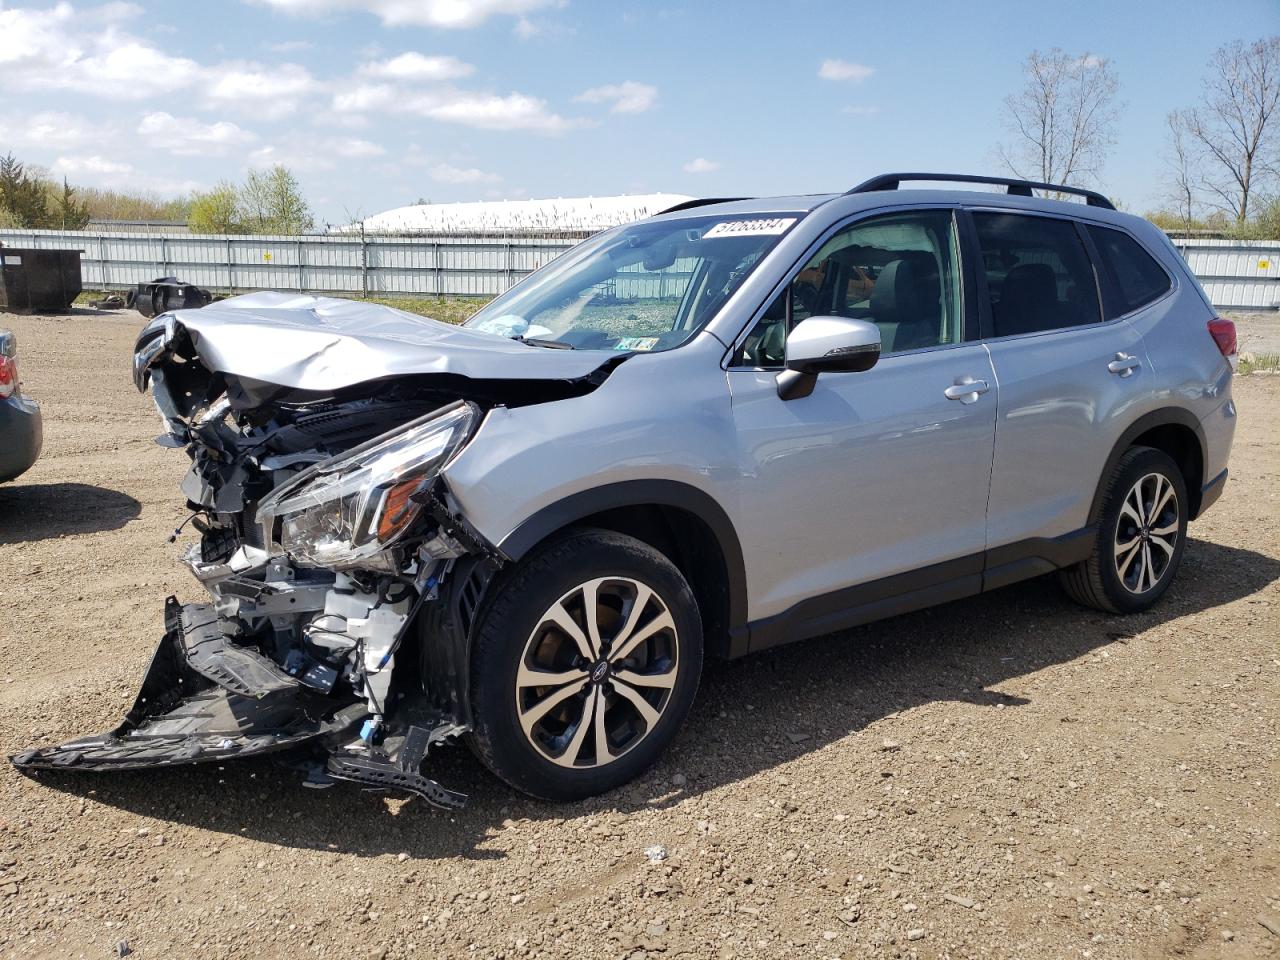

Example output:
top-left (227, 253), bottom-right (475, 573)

top-left (703, 218), bottom-right (797, 238)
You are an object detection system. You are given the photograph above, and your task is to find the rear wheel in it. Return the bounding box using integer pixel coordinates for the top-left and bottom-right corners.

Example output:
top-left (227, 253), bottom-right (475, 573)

top-left (1060, 446), bottom-right (1188, 614)
top-left (467, 528), bottom-right (703, 801)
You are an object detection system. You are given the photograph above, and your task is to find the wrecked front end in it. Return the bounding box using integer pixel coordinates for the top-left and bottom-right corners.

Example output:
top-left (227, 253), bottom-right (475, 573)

top-left (12, 295), bottom-right (615, 808)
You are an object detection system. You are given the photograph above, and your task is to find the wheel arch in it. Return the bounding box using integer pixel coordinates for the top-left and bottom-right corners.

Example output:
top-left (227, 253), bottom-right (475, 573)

top-left (498, 480), bottom-right (750, 659)
top-left (1089, 408), bottom-right (1208, 523)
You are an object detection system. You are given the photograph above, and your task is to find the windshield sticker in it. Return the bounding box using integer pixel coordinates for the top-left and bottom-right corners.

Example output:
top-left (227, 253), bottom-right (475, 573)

top-left (703, 217), bottom-right (797, 239)
top-left (615, 337), bottom-right (660, 352)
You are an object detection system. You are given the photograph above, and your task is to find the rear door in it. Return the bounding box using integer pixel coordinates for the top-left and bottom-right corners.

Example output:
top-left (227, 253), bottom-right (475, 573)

top-left (965, 209), bottom-right (1151, 577)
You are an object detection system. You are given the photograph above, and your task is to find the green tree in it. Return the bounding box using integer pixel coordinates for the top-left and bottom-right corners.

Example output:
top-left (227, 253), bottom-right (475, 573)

top-left (188, 181), bottom-right (243, 234)
top-left (239, 165), bottom-right (313, 235)
top-left (0, 153), bottom-right (51, 227)
top-left (52, 177), bottom-right (90, 229)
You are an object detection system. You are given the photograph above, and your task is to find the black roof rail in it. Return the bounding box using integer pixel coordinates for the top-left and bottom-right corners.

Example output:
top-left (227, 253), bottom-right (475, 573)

top-left (658, 197), bottom-right (753, 215)
top-left (847, 173), bottom-right (1115, 210)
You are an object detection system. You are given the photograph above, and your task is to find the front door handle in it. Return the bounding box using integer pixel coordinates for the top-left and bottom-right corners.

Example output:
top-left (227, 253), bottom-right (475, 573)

top-left (944, 377), bottom-right (990, 403)
top-left (1108, 352), bottom-right (1141, 377)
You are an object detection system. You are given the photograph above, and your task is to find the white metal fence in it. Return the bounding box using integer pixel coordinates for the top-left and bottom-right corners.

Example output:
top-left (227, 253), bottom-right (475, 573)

top-left (0, 228), bottom-right (1277, 310)
top-left (1170, 238), bottom-right (1280, 311)
top-left (0, 229), bottom-right (586, 298)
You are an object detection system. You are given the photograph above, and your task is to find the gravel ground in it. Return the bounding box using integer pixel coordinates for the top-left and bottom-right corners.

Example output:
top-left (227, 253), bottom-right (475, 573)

top-left (0, 307), bottom-right (1277, 960)
top-left (1232, 312), bottom-right (1280, 356)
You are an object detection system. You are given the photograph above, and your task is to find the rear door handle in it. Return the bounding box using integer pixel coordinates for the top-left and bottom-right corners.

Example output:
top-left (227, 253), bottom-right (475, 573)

top-left (944, 377), bottom-right (990, 403)
top-left (1108, 353), bottom-right (1141, 377)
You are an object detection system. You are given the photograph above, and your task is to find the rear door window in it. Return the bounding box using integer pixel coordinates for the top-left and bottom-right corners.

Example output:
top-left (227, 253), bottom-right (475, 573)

top-left (1086, 225), bottom-right (1173, 317)
top-left (972, 213), bottom-right (1102, 337)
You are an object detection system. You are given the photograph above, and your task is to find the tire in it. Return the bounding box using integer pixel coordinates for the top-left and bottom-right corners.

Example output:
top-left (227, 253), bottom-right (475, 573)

top-left (467, 528), bottom-right (703, 801)
top-left (1060, 446), bottom-right (1189, 614)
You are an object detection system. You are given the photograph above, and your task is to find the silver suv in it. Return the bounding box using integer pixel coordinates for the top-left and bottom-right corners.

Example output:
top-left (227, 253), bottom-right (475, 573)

top-left (14, 173), bottom-right (1237, 807)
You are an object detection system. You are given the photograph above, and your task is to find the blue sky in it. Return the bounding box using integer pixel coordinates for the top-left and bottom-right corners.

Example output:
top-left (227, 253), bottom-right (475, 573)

top-left (0, 0), bottom-right (1276, 224)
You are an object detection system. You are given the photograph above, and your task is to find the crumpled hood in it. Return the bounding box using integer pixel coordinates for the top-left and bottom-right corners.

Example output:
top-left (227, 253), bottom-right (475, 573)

top-left (135, 291), bottom-right (616, 393)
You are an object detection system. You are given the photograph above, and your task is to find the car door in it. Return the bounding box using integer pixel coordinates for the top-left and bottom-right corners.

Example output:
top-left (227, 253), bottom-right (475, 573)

top-left (965, 209), bottom-right (1152, 580)
top-left (725, 208), bottom-right (997, 647)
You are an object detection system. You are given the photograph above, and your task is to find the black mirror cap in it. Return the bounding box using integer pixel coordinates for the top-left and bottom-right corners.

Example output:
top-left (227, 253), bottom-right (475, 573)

top-left (787, 342), bottom-right (880, 376)
top-left (776, 344), bottom-right (880, 400)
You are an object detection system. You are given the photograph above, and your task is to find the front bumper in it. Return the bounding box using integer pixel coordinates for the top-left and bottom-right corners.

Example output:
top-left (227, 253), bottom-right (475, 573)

top-left (0, 395), bottom-right (42, 483)
top-left (11, 600), bottom-right (467, 809)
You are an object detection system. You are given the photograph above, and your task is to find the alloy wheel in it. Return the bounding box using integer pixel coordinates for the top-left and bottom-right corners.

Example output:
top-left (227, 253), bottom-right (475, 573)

top-left (514, 576), bottom-right (679, 768)
top-left (1114, 472), bottom-right (1179, 595)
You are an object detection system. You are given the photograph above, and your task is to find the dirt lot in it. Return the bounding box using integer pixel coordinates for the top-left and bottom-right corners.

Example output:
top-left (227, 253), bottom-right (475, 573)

top-left (0, 307), bottom-right (1276, 960)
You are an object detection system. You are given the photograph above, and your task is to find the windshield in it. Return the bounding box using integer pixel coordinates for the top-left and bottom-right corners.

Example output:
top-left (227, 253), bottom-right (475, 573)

top-left (463, 213), bottom-right (802, 351)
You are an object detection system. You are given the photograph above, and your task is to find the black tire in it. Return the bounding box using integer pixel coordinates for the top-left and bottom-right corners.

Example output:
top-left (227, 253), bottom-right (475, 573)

top-left (467, 528), bottom-right (703, 801)
top-left (1060, 446), bottom-right (1189, 614)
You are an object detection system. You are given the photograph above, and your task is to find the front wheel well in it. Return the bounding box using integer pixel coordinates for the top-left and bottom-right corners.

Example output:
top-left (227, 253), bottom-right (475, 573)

top-left (554, 504), bottom-right (734, 659)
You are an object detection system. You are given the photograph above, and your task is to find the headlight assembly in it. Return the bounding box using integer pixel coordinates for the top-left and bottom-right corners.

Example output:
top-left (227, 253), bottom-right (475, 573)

top-left (257, 401), bottom-right (479, 569)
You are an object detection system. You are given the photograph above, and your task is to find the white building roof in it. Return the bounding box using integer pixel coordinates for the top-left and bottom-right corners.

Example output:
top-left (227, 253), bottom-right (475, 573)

top-left (336, 193), bottom-right (695, 235)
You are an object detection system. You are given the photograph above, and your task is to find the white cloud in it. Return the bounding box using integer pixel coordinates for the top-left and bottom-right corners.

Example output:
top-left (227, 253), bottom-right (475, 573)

top-left (266, 39), bottom-right (314, 52)
top-left (247, 0), bottom-right (561, 29)
top-left (333, 84), bottom-right (579, 133)
top-left (0, 5), bottom-right (322, 118)
top-left (248, 144), bottom-right (335, 173)
top-left (51, 156), bottom-right (204, 195)
top-left (429, 163), bottom-right (501, 184)
top-left (329, 137), bottom-right (385, 157)
top-left (0, 5), bottom-right (201, 99)
top-left (0, 111), bottom-right (111, 149)
top-left (574, 81), bottom-right (657, 114)
top-left (683, 157), bottom-right (720, 174)
top-left (332, 83), bottom-right (397, 113)
top-left (819, 58), bottom-right (874, 82)
top-left (513, 16), bottom-right (538, 39)
top-left (310, 108), bottom-right (371, 129)
top-left (137, 112), bottom-right (257, 156)
top-left (1077, 54), bottom-right (1105, 69)
top-left (246, 136), bottom-right (383, 171)
top-left (204, 61), bottom-right (318, 119)
top-left (358, 52), bottom-right (474, 81)
top-left (408, 89), bottom-right (578, 132)
top-left (53, 155), bottom-right (133, 176)
top-left (418, 92), bottom-right (572, 132)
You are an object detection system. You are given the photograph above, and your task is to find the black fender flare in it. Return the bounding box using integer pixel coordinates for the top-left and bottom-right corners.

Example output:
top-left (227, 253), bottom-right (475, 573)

top-left (1087, 407), bottom-right (1208, 523)
top-left (498, 479), bottom-right (750, 652)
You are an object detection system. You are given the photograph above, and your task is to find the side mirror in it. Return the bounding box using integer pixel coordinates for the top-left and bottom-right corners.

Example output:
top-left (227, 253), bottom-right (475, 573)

top-left (777, 316), bottom-right (881, 400)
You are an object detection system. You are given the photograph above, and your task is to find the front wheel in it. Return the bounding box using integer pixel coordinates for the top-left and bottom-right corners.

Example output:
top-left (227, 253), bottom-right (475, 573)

top-left (1060, 446), bottom-right (1188, 614)
top-left (467, 528), bottom-right (703, 801)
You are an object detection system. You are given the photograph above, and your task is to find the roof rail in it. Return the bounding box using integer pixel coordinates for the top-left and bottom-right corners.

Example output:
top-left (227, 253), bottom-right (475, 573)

top-left (847, 173), bottom-right (1115, 210)
top-left (658, 197), bottom-right (753, 215)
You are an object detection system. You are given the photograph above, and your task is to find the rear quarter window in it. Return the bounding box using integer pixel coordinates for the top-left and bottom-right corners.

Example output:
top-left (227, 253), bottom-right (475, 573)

top-left (1087, 225), bottom-right (1172, 317)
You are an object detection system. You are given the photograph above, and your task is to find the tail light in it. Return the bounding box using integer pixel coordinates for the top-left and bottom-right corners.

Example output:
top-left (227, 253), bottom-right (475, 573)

top-left (0, 354), bottom-right (15, 399)
top-left (1207, 316), bottom-right (1237, 370)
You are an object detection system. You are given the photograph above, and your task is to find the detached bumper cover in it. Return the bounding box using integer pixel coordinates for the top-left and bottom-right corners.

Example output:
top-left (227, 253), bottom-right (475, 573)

top-left (10, 601), bottom-right (467, 807)
top-left (11, 601), bottom-right (360, 771)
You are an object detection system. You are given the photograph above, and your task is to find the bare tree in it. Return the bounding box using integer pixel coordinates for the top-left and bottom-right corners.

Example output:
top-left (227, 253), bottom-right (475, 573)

top-left (1165, 110), bottom-right (1200, 232)
top-left (1182, 36), bottom-right (1280, 223)
top-left (998, 49), bottom-right (1121, 186)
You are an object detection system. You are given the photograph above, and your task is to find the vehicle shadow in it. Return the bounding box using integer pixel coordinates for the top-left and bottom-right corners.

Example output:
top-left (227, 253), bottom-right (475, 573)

top-left (0, 482), bottom-right (142, 544)
top-left (22, 537), bottom-right (1279, 863)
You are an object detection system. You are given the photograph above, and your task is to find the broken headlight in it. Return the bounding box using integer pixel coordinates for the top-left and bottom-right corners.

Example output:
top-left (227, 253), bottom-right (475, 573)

top-left (257, 401), bottom-right (479, 570)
